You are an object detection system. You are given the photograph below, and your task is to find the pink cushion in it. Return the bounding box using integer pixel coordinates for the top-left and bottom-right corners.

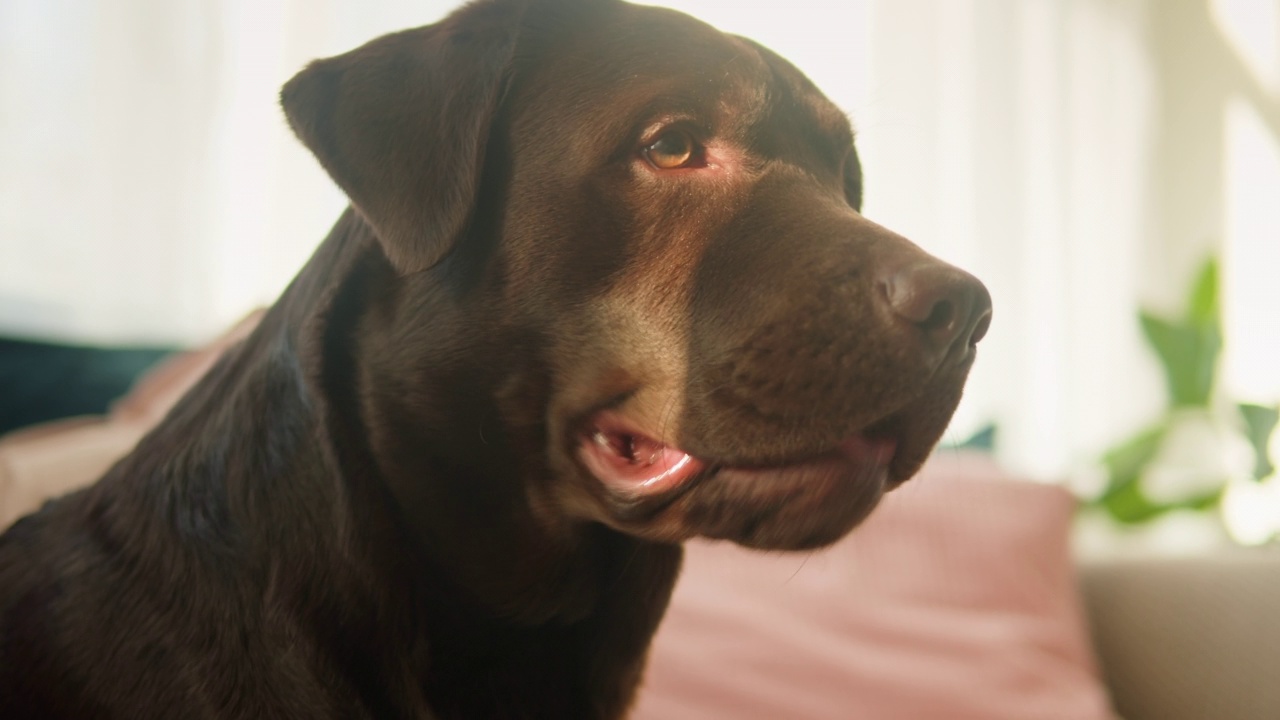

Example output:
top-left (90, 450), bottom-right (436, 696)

top-left (632, 453), bottom-right (1115, 720)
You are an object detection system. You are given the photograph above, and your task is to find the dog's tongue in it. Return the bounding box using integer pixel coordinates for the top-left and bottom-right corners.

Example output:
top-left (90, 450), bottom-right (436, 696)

top-left (578, 413), bottom-right (703, 495)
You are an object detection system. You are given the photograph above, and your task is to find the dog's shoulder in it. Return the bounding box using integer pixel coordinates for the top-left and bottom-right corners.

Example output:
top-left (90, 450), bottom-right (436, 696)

top-left (0, 487), bottom-right (132, 717)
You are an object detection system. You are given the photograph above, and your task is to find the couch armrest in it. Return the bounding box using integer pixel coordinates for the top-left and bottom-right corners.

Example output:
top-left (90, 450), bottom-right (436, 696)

top-left (1080, 550), bottom-right (1280, 720)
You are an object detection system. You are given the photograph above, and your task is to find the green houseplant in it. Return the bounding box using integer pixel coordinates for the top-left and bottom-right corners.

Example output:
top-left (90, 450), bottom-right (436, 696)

top-left (1089, 258), bottom-right (1279, 539)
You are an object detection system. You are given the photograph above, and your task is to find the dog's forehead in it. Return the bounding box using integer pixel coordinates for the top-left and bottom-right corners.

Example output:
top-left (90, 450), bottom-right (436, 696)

top-left (529, 6), bottom-right (763, 111)
top-left (514, 2), bottom-right (852, 151)
top-left (738, 37), bottom-right (855, 153)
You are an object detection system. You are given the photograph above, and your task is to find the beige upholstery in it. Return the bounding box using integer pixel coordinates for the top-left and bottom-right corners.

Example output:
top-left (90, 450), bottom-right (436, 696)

top-left (1081, 551), bottom-right (1280, 720)
top-left (0, 417), bottom-right (149, 529)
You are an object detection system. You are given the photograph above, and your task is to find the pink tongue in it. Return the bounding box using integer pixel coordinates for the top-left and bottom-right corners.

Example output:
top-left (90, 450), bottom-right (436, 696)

top-left (578, 418), bottom-right (703, 495)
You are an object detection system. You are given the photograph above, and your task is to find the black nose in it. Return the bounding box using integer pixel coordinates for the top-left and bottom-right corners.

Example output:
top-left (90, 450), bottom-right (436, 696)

top-left (881, 262), bottom-right (992, 357)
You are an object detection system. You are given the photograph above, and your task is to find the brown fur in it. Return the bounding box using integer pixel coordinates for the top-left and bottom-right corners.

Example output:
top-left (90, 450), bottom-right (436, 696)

top-left (0, 0), bottom-right (990, 717)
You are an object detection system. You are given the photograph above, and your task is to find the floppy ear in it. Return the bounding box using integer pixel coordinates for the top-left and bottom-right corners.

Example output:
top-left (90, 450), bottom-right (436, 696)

top-left (281, 0), bottom-right (527, 274)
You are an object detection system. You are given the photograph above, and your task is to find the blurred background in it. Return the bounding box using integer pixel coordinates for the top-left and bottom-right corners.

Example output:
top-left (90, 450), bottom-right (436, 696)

top-left (1, 0), bottom-right (1278, 543)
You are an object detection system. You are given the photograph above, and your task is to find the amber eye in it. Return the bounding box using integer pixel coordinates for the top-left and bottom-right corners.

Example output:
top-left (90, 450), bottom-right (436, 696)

top-left (643, 130), bottom-right (698, 169)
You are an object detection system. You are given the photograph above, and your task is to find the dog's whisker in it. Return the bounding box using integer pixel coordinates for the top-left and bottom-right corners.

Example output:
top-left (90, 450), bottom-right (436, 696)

top-left (784, 553), bottom-right (813, 585)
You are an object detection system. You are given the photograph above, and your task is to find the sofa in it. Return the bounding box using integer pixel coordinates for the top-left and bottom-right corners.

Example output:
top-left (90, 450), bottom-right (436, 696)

top-left (2, 327), bottom-right (1278, 719)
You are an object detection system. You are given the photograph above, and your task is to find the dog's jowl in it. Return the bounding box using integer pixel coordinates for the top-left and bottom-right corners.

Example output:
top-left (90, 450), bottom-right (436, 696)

top-left (0, 0), bottom-right (991, 717)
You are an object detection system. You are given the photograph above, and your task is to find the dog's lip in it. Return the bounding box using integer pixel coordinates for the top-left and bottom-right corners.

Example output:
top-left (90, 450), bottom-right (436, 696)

top-left (577, 411), bottom-right (707, 495)
top-left (576, 410), bottom-right (897, 497)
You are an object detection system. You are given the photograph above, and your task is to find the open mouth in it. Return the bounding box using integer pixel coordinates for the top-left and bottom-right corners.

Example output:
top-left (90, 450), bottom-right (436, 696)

top-left (578, 411), bottom-right (707, 495)
top-left (577, 410), bottom-right (898, 497)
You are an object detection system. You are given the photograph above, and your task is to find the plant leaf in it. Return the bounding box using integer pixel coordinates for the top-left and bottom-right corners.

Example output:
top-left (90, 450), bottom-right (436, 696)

top-left (1239, 403), bottom-right (1279, 480)
top-left (1139, 312), bottom-right (1220, 407)
top-left (1188, 258), bottom-right (1220, 328)
top-left (1101, 480), bottom-right (1165, 523)
top-left (1099, 480), bottom-right (1222, 524)
top-left (954, 423), bottom-right (997, 452)
top-left (1096, 424), bottom-right (1167, 503)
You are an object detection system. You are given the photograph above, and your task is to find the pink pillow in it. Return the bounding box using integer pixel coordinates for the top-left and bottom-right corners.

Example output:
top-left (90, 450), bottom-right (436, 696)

top-left (632, 453), bottom-right (1115, 720)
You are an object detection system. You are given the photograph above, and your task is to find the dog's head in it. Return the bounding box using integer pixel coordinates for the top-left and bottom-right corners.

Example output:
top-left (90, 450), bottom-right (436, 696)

top-left (282, 0), bottom-right (990, 557)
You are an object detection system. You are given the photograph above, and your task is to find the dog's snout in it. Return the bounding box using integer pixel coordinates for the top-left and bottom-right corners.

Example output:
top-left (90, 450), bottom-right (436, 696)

top-left (881, 263), bottom-right (992, 357)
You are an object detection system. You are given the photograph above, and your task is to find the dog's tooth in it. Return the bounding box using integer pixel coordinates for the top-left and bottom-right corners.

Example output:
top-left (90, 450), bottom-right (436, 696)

top-left (593, 431), bottom-right (611, 448)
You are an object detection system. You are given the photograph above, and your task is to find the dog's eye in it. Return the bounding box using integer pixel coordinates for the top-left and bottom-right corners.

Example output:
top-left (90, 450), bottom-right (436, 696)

top-left (643, 130), bottom-right (699, 170)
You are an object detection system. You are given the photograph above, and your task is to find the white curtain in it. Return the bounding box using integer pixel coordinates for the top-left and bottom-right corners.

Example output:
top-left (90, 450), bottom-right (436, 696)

top-left (858, 0), bottom-right (1169, 478)
top-left (2, 0), bottom-right (1277, 479)
top-left (0, 0), bottom-right (455, 345)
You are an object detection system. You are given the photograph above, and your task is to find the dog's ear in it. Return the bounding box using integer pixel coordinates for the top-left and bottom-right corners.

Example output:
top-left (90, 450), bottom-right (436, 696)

top-left (281, 1), bottom-right (528, 274)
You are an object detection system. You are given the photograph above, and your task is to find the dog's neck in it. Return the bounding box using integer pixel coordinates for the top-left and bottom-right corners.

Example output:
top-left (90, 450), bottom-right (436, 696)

top-left (287, 212), bottom-right (683, 714)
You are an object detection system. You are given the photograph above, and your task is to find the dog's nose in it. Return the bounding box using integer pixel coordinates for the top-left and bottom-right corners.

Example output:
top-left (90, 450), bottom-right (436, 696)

top-left (881, 262), bottom-right (992, 357)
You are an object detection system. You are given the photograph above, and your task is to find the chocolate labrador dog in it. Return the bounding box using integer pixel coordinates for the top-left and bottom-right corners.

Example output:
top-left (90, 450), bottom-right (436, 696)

top-left (0, 0), bottom-right (991, 717)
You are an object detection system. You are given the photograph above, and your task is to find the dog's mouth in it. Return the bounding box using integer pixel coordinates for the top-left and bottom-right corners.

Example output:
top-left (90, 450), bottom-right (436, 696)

top-left (578, 411), bottom-right (707, 495)
top-left (577, 409), bottom-right (897, 498)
